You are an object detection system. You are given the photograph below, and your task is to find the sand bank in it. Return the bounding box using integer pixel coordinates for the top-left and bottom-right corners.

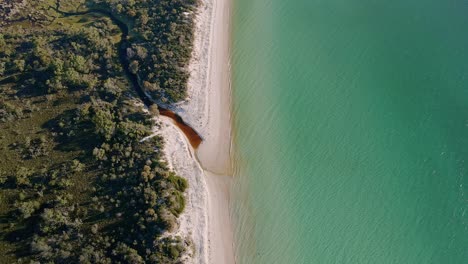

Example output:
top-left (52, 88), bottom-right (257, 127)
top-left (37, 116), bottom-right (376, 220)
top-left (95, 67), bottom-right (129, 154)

top-left (156, 0), bottom-right (235, 263)
top-left (157, 118), bottom-right (209, 263)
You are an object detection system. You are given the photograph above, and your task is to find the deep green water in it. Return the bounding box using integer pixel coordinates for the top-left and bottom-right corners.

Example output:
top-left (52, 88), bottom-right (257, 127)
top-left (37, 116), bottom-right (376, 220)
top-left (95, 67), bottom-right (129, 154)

top-left (230, 0), bottom-right (468, 263)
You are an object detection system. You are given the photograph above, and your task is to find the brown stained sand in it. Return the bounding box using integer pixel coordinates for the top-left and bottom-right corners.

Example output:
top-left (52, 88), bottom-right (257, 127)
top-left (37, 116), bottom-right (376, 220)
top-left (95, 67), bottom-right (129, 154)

top-left (157, 0), bottom-right (235, 263)
top-left (159, 107), bottom-right (203, 149)
top-left (193, 0), bottom-right (235, 262)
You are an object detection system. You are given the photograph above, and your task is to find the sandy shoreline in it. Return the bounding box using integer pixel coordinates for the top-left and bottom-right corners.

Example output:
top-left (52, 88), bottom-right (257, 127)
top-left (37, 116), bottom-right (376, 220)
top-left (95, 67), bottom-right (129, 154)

top-left (156, 0), bottom-right (235, 263)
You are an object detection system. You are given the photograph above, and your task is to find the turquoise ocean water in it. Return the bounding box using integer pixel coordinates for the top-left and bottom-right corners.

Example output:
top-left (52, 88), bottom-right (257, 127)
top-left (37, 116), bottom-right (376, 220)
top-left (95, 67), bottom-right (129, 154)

top-left (230, 0), bottom-right (468, 263)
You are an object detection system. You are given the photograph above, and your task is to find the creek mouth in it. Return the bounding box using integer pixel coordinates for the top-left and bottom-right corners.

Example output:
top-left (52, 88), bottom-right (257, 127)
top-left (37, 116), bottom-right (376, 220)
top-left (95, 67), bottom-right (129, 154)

top-left (52, 3), bottom-right (203, 148)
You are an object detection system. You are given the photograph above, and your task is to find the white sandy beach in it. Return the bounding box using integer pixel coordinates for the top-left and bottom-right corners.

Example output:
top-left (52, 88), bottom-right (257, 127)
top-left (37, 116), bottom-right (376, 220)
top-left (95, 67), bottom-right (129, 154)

top-left (156, 0), bottom-right (235, 263)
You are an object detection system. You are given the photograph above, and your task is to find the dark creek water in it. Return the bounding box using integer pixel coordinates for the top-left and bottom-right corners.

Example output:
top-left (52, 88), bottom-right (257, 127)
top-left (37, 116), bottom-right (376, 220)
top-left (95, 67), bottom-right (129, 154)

top-left (53, 3), bottom-right (203, 148)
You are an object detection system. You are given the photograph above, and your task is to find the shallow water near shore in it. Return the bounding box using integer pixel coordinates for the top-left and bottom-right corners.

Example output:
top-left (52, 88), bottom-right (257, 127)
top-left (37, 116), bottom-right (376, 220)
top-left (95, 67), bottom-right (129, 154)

top-left (230, 0), bottom-right (468, 263)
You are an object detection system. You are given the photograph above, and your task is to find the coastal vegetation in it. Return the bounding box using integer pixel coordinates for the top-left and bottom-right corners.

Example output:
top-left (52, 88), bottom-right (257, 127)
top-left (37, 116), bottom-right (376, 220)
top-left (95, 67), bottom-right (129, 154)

top-left (93, 0), bottom-right (199, 103)
top-left (0, 0), bottom-right (198, 262)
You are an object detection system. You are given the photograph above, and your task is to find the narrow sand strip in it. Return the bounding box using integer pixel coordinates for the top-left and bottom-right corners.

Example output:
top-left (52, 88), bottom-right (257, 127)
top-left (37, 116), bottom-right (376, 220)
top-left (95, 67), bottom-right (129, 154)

top-left (173, 0), bottom-right (233, 175)
top-left (205, 171), bottom-right (235, 264)
top-left (157, 118), bottom-right (209, 263)
top-left (156, 0), bottom-right (235, 263)
top-left (158, 117), bottom-right (235, 264)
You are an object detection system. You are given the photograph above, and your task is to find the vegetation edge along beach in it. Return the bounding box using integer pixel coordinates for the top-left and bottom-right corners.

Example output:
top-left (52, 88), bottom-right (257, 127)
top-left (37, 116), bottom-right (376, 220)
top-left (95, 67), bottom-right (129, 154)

top-left (0, 0), bottom-right (235, 263)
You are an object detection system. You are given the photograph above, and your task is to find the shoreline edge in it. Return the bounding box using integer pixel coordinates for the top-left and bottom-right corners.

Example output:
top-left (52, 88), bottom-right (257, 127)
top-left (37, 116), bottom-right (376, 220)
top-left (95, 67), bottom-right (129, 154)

top-left (156, 0), bottom-right (235, 263)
